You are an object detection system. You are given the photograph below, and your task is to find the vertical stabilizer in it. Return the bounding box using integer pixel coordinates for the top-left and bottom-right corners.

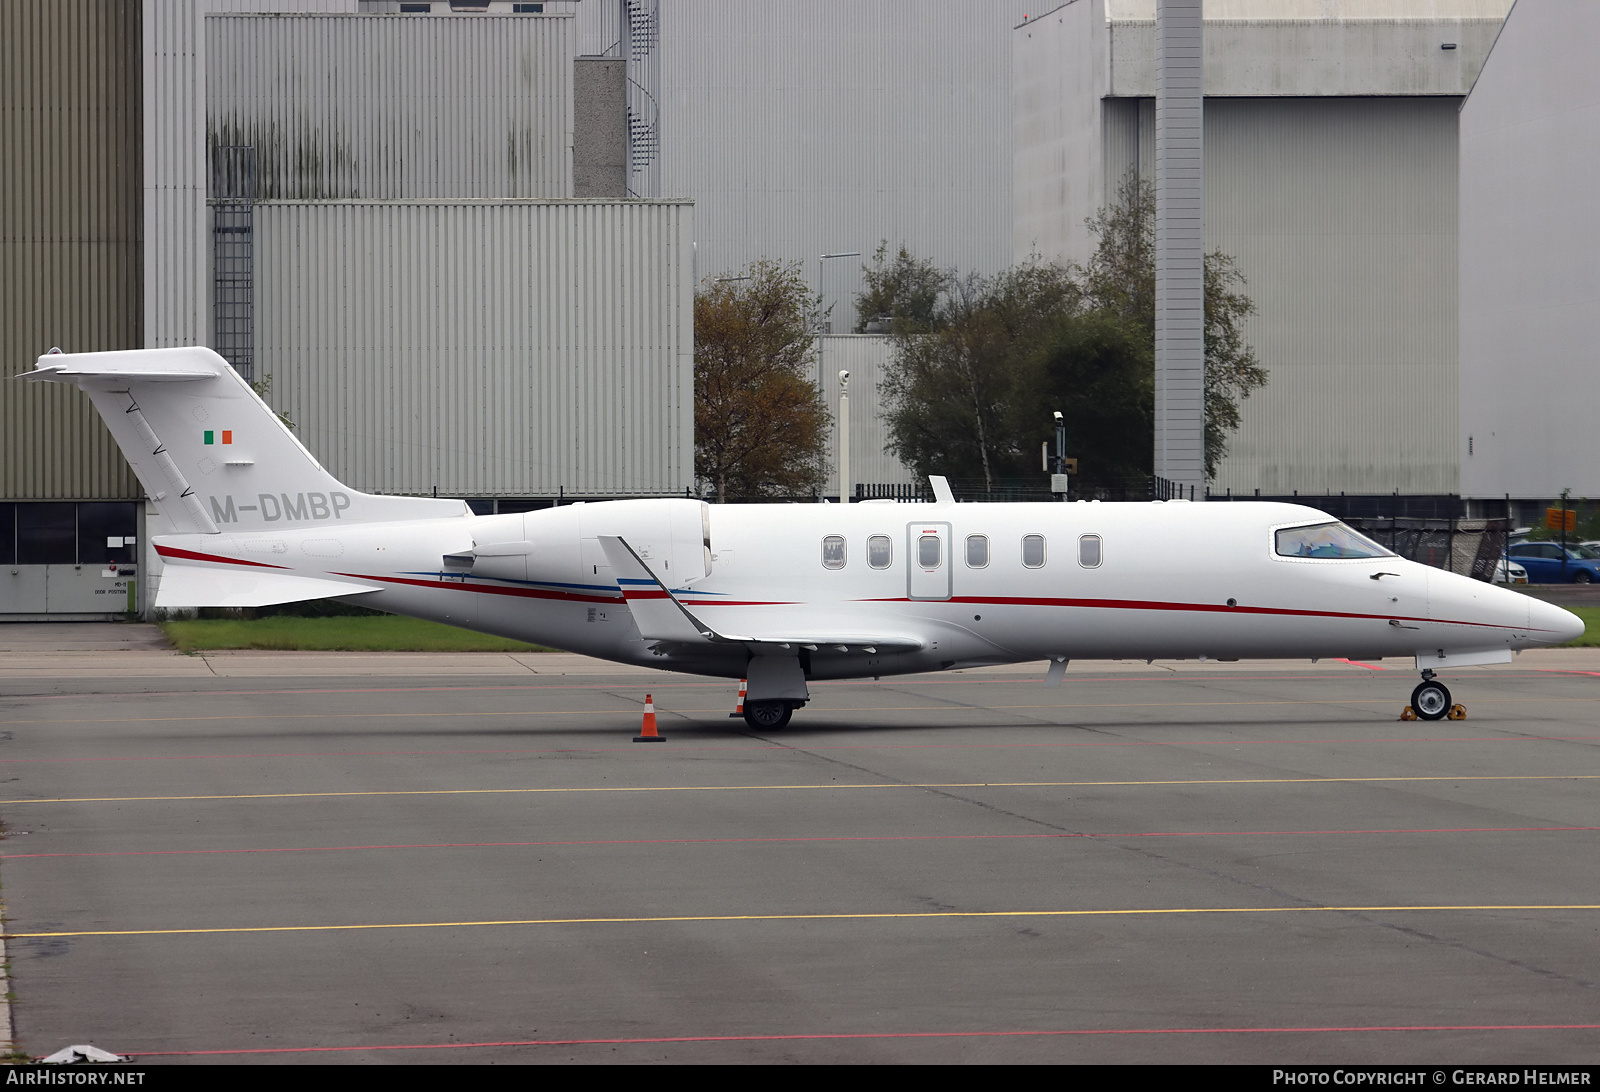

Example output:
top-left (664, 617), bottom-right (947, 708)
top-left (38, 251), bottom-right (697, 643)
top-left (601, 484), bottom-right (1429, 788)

top-left (21, 347), bottom-right (465, 532)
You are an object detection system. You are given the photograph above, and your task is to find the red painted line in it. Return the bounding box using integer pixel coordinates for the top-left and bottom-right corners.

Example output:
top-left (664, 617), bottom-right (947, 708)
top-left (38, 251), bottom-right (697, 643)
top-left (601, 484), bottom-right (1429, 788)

top-left (7, 827), bottom-right (1594, 861)
top-left (153, 545), bottom-right (287, 570)
top-left (4, 735), bottom-right (1596, 765)
top-left (1335, 658), bottom-right (1389, 671)
top-left (116, 1022), bottom-right (1600, 1057)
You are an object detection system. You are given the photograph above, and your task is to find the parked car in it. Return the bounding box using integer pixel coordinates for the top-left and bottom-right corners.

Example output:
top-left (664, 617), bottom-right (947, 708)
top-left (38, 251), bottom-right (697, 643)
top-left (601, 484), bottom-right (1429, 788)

top-left (1494, 558), bottom-right (1529, 585)
top-left (1505, 541), bottom-right (1600, 583)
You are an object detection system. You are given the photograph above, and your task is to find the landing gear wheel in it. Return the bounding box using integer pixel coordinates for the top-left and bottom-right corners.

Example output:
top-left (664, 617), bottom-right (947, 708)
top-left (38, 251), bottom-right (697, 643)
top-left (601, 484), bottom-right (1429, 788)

top-left (743, 700), bottom-right (793, 730)
top-left (1410, 679), bottom-right (1452, 721)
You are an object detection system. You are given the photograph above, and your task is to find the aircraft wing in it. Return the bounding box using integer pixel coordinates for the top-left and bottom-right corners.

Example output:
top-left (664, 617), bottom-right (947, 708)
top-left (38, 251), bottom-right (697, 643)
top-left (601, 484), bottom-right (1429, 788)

top-left (596, 535), bottom-right (923, 653)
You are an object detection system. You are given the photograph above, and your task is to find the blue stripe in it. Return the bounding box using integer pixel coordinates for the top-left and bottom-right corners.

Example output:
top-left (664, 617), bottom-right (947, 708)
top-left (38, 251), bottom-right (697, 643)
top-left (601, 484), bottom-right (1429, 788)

top-left (397, 570), bottom-right (726, 597)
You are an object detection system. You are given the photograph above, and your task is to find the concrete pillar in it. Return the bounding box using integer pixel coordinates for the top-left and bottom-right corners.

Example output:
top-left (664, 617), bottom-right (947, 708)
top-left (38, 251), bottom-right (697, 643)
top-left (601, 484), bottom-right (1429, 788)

top-left (1154, 0), bottom-right (1205, 498)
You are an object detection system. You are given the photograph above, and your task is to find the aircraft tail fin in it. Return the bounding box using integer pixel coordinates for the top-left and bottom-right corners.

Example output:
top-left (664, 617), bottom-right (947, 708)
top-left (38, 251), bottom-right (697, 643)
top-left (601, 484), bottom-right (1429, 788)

top-left (21, 347), bottom-right (464, 533)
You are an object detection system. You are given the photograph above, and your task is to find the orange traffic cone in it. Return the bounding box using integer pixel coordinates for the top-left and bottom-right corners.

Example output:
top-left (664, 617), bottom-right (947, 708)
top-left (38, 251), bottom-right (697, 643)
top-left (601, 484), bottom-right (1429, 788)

top-left (634, 693), bottom-right (665, 742)
top-left (728, 679), bottom-right (747, 719)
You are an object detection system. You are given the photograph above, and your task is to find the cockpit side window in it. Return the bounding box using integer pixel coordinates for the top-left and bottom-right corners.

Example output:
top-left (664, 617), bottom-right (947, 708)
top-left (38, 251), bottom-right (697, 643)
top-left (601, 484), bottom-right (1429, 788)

top-left (1274, 522), bottom-right (1392, 560)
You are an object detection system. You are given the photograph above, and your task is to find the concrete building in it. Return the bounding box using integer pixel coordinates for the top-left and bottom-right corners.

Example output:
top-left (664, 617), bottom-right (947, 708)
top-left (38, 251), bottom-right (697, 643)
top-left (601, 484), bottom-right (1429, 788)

top-left (648, 0), bottom-right (1031, 323)
top-left (1014, 0), bottom-right (1510, 497)
top-left (1459, 0), bottom-right (1600, 509)
top-left (2, 0), bottom-right (689, 619)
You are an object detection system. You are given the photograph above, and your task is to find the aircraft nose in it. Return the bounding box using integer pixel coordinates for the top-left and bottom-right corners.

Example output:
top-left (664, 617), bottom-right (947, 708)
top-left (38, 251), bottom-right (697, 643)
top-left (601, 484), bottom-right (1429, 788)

top-left (1529, 598), bottom-right (1585, 646)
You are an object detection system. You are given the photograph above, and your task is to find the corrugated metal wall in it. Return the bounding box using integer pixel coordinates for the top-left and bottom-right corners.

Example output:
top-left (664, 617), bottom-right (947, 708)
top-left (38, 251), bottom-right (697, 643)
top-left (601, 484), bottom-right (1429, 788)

top-left (1105, 96), bottom-right (1461, 495)
top-left (1, 0), bottom-right (143, 500)
top-left (1459, 0), bottom-right (1600, 499)
top-left (207, 13), bottom-right (575, 200)
top-left (254, 200), bottom-right (694, 497)
top-left (817, 336), bottom-right (917, 496)
top-left (145, 0), bottom-right (210, 349)
top-left (659, 0), bottom-right (1030, 319)
top-left (211, 1), bottom-right (360, 10)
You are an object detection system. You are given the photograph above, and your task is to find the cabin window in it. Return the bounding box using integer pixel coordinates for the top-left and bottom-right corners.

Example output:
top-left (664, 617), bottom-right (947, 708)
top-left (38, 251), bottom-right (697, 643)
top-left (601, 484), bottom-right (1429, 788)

top-left (918, 534), bottom-right (942, 568)
top-left (965, 534), bottom-right (989, 568)
top-left (1274, 522), bottom-right (1392, 560)
top-left (821, 535), bottom-right (847, 569)
top-left (867, 535), bottom-right (892, 569)
top-left (1022, 534), bottom-right (1046, 568)
top-left (1078, 534), bottom-right (1102, 568)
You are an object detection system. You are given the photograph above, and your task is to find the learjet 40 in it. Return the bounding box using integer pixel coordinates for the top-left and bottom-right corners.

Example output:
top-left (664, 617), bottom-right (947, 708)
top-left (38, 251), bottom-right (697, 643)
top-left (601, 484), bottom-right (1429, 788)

top-left (23, 347), bottom-right (1584, 728)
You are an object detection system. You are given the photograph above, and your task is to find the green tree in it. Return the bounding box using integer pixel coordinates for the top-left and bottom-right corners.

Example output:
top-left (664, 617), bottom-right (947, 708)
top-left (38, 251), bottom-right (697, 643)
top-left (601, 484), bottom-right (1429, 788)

top-left (1085, 171), bottom-right (1268, 479)
top-left (1023, 311), bottom-right (1153, 484)
top-left (878, 260), bottom-right (1080, 490)
top-left (854, 242), bottom-right (951, 334)
top-left (694, 261), bottom-right (829, 502)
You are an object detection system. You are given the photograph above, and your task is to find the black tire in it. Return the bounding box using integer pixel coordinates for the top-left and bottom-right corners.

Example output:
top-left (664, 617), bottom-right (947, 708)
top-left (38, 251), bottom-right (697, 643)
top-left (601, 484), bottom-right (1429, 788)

top-left (1574, 570), bottom-right (1594, 584)
top-left (1410, 680), bottom-right (1452, 722)
top-left (743, 700), bottom-right (793, 730)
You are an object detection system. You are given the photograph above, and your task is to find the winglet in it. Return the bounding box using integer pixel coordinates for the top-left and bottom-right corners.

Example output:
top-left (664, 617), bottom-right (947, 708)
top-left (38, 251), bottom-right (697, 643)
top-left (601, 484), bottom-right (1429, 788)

top-left (597, 535), bottom-right (714, 644)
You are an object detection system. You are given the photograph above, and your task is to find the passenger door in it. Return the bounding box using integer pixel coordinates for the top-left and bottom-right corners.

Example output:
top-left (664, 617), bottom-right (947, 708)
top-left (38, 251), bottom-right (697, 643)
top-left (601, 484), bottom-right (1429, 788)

top-left (906, 522), bottom-right (951, 600)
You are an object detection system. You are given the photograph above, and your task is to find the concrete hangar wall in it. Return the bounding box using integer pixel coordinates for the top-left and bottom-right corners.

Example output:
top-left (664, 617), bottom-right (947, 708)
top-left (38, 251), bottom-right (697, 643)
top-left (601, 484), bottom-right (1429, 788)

top-left (631, 0), bottom-right (1036, 495)
top-left (1459, 0), bottom-right (1600, 504)
top-left (1014, 0), bottom-right (1510, 498)
top-left (1, 0), bottom-right (692, 619)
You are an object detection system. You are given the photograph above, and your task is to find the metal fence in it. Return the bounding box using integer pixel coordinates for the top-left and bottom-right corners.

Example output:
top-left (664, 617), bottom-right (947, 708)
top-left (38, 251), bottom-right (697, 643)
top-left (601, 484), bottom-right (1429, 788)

top-left (1346, 517), bottom-right (1512, 582)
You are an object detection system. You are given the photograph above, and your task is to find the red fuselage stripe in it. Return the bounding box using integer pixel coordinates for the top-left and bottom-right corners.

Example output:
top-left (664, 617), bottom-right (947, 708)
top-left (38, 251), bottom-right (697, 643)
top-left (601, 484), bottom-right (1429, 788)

top-left (154, 545), bottom-right (288, 570)
top-left (850, 595), bottom-right (1536, 633)
top-left (331, 572), bottom-right (621, 605)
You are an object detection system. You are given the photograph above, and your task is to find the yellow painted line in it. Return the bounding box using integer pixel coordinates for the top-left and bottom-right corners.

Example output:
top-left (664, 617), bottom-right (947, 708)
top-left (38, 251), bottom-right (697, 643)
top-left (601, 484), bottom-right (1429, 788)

top-left (4, 774), bottom-right (1598, 806)
top-left (8, 904), bottom-right (1599, 940)
top-left (9, 696), bottom-right (1598, 727)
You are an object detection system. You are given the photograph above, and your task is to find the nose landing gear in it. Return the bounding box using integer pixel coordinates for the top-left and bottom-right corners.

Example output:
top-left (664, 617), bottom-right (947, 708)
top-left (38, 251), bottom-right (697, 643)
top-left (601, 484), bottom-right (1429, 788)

top-left (1402, 669), bottom-right (1463, 722)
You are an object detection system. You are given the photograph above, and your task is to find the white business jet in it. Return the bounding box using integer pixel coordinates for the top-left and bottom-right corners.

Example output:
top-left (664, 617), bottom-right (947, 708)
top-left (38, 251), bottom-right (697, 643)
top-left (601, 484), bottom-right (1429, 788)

top-left (24, 347), bottom-right (1583, 728)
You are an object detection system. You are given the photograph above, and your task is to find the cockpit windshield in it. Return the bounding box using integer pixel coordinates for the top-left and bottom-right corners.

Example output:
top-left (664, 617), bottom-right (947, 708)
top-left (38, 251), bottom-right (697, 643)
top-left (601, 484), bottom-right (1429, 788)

top-left (1274, 522), bottom-right (1393, 560)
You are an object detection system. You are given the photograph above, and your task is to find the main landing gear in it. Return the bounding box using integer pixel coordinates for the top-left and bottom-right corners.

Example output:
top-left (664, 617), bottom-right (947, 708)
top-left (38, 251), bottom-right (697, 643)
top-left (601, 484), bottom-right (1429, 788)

top-left (1402, 669), bottom-right (1466, 722)
top-left (742, 700), bottom-right (799, 730)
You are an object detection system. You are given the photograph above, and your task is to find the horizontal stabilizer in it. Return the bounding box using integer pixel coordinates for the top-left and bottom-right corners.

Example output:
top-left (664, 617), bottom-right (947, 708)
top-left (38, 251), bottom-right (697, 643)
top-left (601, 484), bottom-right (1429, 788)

top-left (157, 566), bottom-right (382, 609)
top-left (21, 360), bottom-right (215, 383)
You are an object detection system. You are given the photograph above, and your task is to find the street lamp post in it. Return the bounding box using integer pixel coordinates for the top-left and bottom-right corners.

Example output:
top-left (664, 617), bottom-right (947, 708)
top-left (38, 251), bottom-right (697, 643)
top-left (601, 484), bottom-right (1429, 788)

top-left (816, 251), bottom-right (860, 390)
top-left (817, 251), bottom-right (860, 504)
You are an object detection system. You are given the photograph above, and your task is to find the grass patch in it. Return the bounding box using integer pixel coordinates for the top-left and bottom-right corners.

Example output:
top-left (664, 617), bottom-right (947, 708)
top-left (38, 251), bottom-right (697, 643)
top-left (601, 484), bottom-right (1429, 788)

top-left (159, 615), bottom-right (554, 653)
top-left (1557, 606), bottom-right (1600, 647)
